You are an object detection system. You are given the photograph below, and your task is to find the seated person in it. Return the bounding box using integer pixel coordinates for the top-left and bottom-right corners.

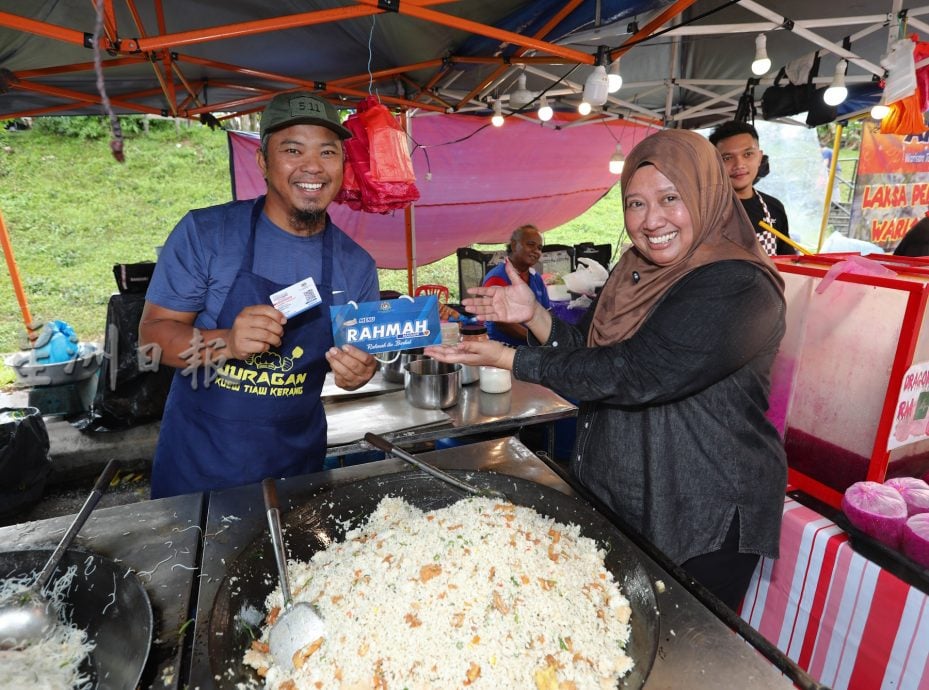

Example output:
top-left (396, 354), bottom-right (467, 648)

top-left (481, 224), bottom-right (550, 345)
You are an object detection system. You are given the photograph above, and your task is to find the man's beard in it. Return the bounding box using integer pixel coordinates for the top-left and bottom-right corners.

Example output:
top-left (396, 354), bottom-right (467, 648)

top-left (290, 207), bottom-right (327, 234)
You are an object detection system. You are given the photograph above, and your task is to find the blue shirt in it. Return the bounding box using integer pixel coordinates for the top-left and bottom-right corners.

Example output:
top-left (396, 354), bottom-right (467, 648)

top-left (147, 198), bottom-right (379, 329)
top-left (481, 263), bottom-right (550, 346)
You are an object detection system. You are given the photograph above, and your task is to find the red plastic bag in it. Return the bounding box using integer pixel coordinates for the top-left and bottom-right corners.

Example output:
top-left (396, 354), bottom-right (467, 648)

top-left (334, 114), bottom-right (368, 211)
top-left (334, 97), bottom-right (419, 213)
top-left (359, 100), bottom-right (416, 183)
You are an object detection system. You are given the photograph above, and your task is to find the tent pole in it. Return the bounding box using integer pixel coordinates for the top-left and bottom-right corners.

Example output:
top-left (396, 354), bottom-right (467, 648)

top-left (406, 203), bottom-right (416, 294)
top-left (403, 111), bottom-right (417, 294)
top-left (817, 122), bottom-right (844, 252)
top-left (0, 206), bottom-right (35, 343)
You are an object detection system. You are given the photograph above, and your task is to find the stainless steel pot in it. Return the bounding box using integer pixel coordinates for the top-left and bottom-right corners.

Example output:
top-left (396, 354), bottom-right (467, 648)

top-left (460, 364), bottom-right (480, 385)
top-left (404, 358), bottom-right (461, 409)
top-left (376, 348), bottom-right (426, 384)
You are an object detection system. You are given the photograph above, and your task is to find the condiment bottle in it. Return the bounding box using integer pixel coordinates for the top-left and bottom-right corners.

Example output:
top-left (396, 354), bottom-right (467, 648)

top-left (458, 323), bottom-right (487, 385)
top-left (479, 366), bottom-right (511, 393)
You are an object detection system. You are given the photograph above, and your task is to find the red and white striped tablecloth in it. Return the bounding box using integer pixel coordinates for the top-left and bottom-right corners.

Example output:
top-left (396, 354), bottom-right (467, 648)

top-left (739, 497), bottom-right (929, 690)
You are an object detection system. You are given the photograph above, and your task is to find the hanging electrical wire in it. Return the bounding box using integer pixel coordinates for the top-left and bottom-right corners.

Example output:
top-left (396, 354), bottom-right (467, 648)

top-left (367, 14), bottom-right (378, 99)
top-left (92, 0), bottom-right (124, 163)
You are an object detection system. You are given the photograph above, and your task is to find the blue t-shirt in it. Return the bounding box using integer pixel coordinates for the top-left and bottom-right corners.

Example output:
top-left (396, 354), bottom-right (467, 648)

top-left (481, 263), bottom-right (550, 346)
top-left (147, 198), bottom-right (379, 329)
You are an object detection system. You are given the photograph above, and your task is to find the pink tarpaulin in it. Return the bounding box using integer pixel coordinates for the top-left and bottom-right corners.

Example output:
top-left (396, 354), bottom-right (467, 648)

top-left (228, 113), bottom-right (655, 268)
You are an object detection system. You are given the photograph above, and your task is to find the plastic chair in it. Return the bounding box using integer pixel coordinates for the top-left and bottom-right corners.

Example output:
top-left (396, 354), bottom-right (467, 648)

top-left (414, 283), bottom-right (450, 303)
top-left (539, 243), bottom-right (576, 278)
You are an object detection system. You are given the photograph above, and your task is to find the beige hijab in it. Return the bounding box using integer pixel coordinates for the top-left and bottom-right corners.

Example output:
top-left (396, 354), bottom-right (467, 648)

top-left (588, 129), bottom-right (785, 346)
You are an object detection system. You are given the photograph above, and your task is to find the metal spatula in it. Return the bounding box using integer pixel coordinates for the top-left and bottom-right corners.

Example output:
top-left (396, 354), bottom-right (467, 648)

top-left (262, 478), bottom-right (325, 671)
top-left (364, 432), bottom-right (507, 500)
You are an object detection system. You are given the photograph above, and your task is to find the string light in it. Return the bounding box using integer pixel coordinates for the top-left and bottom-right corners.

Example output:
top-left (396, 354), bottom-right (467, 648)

top-left (578, 101), bottom-right (592, 116)
top-left (491, 99), bottom-right (504, 127)
top-left (871, 94), bottom-right (890, 120)
top-left (751, 34), bottom-right (771, 76)
top-left (580, 64), bottom-right (609, 113)
top-left (538, 96), bottom-right (553, 122)
top-left (823, 59), bottom-right (848, 106)
top-left (509, 72), bottom-right (533, 110)
top-left (607, 59), bottom-right (623, 93)
top-left (609, 143), bottom-right (625, 174)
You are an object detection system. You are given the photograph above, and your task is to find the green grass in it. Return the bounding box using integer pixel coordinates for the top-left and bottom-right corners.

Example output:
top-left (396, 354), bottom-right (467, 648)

top-left (0, 121), bottom-right (230, 354)
top-left (0, 119), bottom-right (623, 355)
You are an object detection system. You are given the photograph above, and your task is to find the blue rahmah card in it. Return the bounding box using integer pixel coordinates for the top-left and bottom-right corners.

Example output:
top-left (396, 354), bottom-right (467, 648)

top-left (330, 295), bottom-right (441, 354)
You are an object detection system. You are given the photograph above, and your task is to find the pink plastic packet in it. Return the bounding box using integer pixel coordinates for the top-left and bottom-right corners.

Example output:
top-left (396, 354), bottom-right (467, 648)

top-left (815, 255), bottom-right (897, 295)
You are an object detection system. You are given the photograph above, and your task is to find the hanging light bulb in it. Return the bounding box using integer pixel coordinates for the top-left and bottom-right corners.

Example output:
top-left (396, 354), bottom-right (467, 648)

top-left (538, 96), bottom-right (553, 122)
top-left (578, 100), bottom-right (592, 116)
top-left (491, 99), bottom-right (504, 127)
top-left (823, 59), bottom-right (848, 106)
top-left (609, 143), bottom-right (625, 175)
top-left (509, 72), bottom-right (534, 110)
top-left (871, 94), bottom-right (890, 120)
top-left (582, 64), bottom-right (610, 108)
top-left (751, 34), bottom-right (771, 76)
top-left (607, 59), bottom-right (623, 93)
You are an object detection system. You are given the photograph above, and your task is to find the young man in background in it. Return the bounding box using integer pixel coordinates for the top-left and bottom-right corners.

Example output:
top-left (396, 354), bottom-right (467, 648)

top-left (709, 121), bottom-right (796, 256)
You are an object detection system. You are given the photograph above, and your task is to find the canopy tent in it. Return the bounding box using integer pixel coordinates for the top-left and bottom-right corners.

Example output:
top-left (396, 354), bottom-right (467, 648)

top-left (3, 1), bottom-right (922, 207)
top-left (0, 0), bottom-right (926, 292)
top-left (0, 1), bottom-right (919, 129)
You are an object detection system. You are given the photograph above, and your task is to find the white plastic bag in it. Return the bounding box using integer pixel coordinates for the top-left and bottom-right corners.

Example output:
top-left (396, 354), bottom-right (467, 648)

top-left (883, 39), bottom-right (918, 104)
top-left (562, 258), bottom-right (609, 295)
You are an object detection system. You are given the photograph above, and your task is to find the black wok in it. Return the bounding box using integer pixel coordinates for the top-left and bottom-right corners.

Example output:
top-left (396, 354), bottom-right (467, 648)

top-left (0, 547), bottom-right (152, 690)
top-left (208, 470), bottom-right (660, 689)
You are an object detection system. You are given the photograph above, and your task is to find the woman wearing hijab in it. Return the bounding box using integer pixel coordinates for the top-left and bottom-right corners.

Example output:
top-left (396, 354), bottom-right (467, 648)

top-left (426, 129), bottom-right (788, 609)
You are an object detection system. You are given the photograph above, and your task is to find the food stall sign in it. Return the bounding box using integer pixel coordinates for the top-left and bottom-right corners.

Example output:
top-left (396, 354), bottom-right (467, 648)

top-left (888, 360), bottom-right (929, 451)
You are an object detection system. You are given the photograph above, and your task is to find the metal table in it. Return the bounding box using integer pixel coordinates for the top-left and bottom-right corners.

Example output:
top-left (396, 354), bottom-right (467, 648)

top-left (189, 437), bottom-right (796, 689)
top-left (325, 375), bottom-right (577, 456)
top-left (0, 492), bottom-right (203, 689)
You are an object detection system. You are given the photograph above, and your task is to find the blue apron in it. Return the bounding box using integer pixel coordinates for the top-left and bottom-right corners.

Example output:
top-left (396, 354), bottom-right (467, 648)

top-left (150, 199), bottom-right (333, 498)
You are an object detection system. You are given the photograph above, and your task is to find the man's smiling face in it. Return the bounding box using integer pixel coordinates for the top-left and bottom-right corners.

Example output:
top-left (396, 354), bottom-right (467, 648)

top-left (258, 123), bottom-right (344, 236)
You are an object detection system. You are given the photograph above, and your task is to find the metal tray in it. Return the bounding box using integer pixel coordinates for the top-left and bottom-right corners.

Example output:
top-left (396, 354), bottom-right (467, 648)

top-left (7, 343), bottom-right (102, 387)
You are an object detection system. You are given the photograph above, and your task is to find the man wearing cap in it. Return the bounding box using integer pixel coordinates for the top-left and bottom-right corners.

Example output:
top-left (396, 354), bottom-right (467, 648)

top-left (141, 91), bottom-right (379, 498)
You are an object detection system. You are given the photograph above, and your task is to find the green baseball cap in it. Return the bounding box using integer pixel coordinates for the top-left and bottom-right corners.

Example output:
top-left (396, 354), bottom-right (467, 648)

top-left (259, 91), bottom-right (351, 140)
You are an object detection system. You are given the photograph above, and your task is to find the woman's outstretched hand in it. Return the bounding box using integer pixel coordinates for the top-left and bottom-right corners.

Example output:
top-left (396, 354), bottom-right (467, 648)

top-left (463, 259), bottom-right (537, 324)
top-left (425, 339), bottom-right (515, 371)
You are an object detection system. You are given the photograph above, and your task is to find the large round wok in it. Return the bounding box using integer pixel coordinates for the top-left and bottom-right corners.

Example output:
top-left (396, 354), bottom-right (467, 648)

top-left (0, 547), bottom-right (152, 690)
top-left (209, 470), bottom-right (660, 688)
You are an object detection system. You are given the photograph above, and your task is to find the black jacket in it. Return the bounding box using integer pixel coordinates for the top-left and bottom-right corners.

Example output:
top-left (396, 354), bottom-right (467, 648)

top-left (513, 261), bottom-right (787, 564)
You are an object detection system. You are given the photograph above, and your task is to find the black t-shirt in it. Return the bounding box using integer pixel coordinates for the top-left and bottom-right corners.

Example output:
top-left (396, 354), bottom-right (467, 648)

top-left (740, 190), bottom-right (795, 255)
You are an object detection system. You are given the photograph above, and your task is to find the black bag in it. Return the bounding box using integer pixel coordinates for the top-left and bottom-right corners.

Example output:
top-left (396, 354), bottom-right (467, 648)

top-left (0, 407), bottom-right (51, 522)
top-left (762, 53), bottom-right (821, 120)
top-left (806, 86), bottom-right (841, 127)
top-left (112, 262), bottom-right (155, 294)
top-left (73, 293), bottom-right (173, 431)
